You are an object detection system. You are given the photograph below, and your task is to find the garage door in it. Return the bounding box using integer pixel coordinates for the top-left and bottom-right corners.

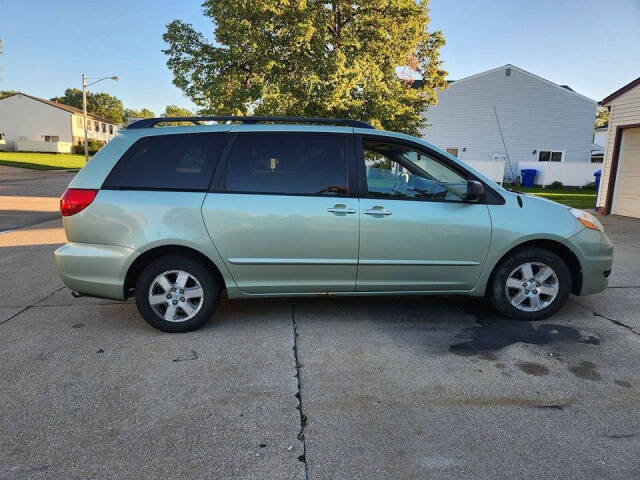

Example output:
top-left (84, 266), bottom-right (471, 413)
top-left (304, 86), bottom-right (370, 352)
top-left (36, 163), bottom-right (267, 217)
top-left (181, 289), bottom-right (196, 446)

top-left (612, 127), bottom-right (640, 218)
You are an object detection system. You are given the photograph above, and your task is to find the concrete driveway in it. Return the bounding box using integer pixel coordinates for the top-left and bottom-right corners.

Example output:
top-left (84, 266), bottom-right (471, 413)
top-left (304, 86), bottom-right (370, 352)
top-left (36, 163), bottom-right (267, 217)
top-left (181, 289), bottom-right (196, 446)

top-left (1, 167), bottom-right (639, 479)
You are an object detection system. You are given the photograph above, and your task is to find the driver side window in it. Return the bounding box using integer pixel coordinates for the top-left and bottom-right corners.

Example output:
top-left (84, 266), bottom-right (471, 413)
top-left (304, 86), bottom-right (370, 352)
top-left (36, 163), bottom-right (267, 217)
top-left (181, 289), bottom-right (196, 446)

top-left (363, 139), bottom-right (468, 202)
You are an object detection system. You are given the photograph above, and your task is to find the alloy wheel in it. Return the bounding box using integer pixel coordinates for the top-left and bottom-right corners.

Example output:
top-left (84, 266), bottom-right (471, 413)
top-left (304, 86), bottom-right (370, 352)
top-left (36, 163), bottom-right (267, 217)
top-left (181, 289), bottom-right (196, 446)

top-left (148, 270), bottom-right (204, 322)
top-left (505, 262), bottom-right (559, 312)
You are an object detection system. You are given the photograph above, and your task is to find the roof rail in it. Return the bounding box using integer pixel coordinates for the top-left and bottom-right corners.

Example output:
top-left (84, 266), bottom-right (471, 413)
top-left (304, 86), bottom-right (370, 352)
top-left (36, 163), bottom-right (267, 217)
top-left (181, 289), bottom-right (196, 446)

top-left (126, 115), bottom-right (375, 130)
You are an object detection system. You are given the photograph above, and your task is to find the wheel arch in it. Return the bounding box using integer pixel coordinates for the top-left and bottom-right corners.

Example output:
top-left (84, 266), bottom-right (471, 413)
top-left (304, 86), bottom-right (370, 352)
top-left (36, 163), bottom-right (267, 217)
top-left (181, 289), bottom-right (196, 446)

top-left (123, 245), bottom-right (226, 298)
top-left (485, 239), bottom-right (583, 296)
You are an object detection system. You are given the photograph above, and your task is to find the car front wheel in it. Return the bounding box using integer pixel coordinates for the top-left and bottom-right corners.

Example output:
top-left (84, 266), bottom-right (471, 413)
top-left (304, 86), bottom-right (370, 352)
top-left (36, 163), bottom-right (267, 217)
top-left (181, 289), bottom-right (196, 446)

top-left (135, 254), bottom-right (220, 332)
top-left (489, 247), bottom-right (572, 321)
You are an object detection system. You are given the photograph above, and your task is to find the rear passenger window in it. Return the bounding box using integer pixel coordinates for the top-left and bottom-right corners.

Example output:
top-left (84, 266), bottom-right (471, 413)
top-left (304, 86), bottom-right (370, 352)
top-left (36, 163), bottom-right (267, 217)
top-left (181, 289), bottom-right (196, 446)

top-left (103, 133), bottom-right (225, 190)
top-left (225, 133), bottom-right (348, 196)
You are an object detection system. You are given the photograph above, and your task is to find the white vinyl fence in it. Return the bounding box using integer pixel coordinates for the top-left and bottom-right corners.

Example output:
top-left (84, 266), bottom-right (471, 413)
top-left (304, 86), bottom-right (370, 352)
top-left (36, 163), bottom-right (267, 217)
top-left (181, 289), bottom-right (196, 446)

top-left (16, 139), bottom-right (72, 154)
top-left (460, 160), bottom-right (600, 187)
top-left (518, 162), bottom-right (601, 187)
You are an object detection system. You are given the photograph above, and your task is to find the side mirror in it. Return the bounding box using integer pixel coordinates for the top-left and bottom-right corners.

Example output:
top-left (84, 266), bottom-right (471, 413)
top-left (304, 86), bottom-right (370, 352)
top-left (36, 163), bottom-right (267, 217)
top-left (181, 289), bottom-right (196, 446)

top-left (465, 180), bottom-right (485, 203)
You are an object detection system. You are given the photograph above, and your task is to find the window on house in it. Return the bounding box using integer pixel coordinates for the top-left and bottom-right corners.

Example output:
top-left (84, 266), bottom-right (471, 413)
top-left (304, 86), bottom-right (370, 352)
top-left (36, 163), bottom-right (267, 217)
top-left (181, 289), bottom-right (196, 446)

top-left (102, 123), bottom-right (106, 133)
top-left (109, 124), bottom-right (114, 134)
top-left (446, 148), bottom-right (459, 157)
top-left (76, 117), bottom-right (83, 128)
top-left (44, 136), bottom-right (59, 142)
top-left (538, 150), bottom-right (563, 162)
top-left (94, 121), bottom-right (99, 131)
top-left (86, 120), bottom-right (91, 131)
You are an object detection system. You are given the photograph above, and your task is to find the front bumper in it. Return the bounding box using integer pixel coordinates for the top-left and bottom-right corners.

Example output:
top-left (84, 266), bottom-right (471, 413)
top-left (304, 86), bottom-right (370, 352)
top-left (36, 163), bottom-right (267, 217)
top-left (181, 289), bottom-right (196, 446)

top-left (54, 242), bottom-right (137, 300)
top-left (568, 228), bottom-right (614, 296)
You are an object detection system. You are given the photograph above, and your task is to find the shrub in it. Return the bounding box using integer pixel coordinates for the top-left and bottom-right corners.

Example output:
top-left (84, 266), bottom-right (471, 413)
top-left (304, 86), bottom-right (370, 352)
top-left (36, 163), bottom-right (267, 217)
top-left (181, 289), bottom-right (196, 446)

top-left (73, 140), bottom-right (105, 156)
top-left (549, 181), bottom-right (564, 189)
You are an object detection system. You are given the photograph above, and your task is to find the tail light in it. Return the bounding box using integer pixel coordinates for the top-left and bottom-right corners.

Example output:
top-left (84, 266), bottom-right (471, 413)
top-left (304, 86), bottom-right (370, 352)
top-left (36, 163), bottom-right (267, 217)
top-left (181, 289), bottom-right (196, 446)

top-left (60, 188), bottom-right (98, 216)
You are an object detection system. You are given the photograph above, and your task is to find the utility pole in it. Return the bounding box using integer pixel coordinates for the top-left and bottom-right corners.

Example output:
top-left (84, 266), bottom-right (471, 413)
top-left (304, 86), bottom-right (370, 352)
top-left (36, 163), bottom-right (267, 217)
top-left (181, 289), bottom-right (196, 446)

top-left (81, 74), bottom-right (119, 163)
top-left (82, 74), bottom-right (89, 163)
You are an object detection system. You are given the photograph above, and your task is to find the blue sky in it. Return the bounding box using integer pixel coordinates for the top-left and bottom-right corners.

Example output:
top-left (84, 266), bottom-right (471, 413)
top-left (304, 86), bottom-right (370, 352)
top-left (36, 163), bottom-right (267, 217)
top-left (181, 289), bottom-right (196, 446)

top-left (1, 0), bottom-right (638, 116)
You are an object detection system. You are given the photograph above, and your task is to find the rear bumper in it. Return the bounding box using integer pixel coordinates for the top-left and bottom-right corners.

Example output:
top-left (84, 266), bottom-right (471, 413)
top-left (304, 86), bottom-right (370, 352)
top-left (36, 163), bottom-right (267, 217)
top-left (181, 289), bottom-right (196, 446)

top-left (568, 228), bottom-right (614, 296)
top-left (54, 242), bottom-right (136, 300)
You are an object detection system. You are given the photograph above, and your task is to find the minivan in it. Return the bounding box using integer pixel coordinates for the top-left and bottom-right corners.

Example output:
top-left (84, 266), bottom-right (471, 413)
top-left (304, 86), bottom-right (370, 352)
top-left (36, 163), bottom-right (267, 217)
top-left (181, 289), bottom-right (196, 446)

top-left (55, 116), bottom-right (613, 332)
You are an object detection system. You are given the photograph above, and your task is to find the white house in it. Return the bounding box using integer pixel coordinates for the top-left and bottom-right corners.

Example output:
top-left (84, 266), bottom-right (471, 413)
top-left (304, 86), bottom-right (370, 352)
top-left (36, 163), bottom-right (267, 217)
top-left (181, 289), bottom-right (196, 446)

top-left (0, 93), bottom-right (118, 154)
top-left (596, 75), bottom-right (640, 218)
top-left (420, 65), bottom-right (600, 186)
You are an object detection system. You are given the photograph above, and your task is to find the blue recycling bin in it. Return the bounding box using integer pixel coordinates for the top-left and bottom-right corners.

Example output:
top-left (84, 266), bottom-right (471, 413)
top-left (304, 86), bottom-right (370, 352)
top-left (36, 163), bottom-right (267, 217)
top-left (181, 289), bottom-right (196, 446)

top-left (520, 169), bottom-right (538, 187)
top-left (594, 170), bottom-right (602, 192)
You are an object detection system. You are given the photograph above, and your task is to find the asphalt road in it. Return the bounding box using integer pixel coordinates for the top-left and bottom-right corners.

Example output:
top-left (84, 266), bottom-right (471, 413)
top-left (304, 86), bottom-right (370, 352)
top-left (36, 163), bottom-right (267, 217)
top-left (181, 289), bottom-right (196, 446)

top-left (1, 167), bottom-right (638, 479)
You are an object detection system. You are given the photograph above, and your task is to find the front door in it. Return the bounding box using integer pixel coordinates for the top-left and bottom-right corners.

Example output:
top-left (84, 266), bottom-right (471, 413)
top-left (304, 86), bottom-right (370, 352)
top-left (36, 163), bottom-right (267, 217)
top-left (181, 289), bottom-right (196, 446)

top-left (202, 131), bottom-right (359, 294)
top-left (356, 136), bottom-right (492, 292)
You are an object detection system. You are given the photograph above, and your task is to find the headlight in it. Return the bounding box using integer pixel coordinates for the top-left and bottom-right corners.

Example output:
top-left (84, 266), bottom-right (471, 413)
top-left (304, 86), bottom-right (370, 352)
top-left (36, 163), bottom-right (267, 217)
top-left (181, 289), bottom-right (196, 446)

top-left (570, 208), bottom-right (604, 232)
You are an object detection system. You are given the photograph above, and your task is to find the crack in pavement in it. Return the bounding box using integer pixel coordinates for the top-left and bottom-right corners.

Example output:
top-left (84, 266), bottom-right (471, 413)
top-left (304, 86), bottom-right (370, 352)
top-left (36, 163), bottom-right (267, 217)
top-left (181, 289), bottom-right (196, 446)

top-left (571, 298), bottom-right (640, 336)
top-left (0, 286), bottom-right (66, 326)
top-left (291, 303), bottom-right (309, 479)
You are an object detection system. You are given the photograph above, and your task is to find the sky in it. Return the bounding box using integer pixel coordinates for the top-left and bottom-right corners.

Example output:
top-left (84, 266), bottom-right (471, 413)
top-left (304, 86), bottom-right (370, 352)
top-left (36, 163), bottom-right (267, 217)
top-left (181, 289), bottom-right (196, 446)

top-left (0, 0), bottom-right (639, 116)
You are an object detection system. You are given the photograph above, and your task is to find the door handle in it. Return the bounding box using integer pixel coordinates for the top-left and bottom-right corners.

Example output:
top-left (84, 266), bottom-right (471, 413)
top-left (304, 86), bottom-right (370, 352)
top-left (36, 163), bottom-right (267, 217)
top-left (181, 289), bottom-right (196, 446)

top-left (327, 205), bottom-right (356, 215)
top-left (363, 207), bottom-right (392, 216)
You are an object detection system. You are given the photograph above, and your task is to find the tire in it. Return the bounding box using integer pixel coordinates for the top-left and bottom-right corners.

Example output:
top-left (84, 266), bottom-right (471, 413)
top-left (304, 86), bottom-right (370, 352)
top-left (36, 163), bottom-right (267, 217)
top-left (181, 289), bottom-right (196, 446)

top-left (135, 254), bottom-right (220, 332)
top-left (488, 247), bottom-right (571, 321)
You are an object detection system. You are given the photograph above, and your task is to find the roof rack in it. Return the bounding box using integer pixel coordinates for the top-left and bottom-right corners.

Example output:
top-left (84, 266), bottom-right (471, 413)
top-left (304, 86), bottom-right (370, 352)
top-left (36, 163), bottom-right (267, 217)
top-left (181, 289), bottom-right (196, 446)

top-left (126, 115), bottom-right (375, 130)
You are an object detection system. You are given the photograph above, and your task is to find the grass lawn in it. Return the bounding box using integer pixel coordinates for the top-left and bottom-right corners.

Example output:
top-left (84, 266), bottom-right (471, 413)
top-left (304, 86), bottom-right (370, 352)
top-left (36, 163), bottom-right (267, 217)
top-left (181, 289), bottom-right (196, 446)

top-left (0, 151), bottom-right (88, 170)
top-left (515, 186), bottom-right (597, 210)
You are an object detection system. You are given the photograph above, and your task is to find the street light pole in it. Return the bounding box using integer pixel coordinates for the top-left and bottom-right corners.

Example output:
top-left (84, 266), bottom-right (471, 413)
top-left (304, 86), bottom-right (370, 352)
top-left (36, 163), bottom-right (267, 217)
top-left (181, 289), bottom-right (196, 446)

top-left (82, 74), bottom-right (89, 163)
top-left (81, 74), bottom-right (119, 164)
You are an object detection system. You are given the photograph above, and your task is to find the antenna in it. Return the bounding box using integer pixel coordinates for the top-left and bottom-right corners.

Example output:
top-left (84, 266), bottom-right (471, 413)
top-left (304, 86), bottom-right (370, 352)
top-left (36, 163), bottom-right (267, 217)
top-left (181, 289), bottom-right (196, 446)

top-left (493, 106), bottom-right (517, 185)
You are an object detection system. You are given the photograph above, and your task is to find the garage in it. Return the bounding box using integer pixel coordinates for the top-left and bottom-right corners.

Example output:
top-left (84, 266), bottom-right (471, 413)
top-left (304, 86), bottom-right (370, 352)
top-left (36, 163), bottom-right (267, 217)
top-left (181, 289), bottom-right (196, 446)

top-left (597, 75), bottom-right (640, 219)
top-left (612, 127), bottom-right (640, 217)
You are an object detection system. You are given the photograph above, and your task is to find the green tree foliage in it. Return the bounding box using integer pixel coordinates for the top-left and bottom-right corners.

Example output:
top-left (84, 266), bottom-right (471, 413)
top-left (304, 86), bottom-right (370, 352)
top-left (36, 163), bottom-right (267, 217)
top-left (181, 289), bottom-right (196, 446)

top-left (163, 105), bottom-right (193, 117)
top-left (161, 105), bottom-right (195, 126)
top-left (163, 0), bottom-right (447, 135)
top-left (123, 107), bottom-right (155, 120)
top-left (595, 106), bottom-right (609, 128)
top-left (0, 90), bottom-right (18, 100)
top-left (50, 88), bottom-right (124, 124)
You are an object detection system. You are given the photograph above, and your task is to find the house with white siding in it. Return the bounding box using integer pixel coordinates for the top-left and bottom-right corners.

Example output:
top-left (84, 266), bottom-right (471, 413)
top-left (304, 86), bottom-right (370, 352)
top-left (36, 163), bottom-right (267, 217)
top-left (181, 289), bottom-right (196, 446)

top-left (420, 65), bottom-right (600, 186)
top-left (596, 75), bottom-right (640, 218)
top-left (0, 93), bottom-right (118, 153)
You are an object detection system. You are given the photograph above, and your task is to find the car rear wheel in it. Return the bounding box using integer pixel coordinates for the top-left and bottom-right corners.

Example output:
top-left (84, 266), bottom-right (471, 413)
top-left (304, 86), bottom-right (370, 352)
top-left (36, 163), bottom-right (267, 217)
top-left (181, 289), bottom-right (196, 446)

top-left (135, 255), bottom-right (220, 332)
top-left (488, 247), bottom-right (571, 321)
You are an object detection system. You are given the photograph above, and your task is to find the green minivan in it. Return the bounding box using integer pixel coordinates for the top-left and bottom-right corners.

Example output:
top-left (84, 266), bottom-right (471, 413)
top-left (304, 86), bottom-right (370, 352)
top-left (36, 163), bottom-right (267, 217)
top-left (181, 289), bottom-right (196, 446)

top-left (55, 117), bottom-right (613, 332)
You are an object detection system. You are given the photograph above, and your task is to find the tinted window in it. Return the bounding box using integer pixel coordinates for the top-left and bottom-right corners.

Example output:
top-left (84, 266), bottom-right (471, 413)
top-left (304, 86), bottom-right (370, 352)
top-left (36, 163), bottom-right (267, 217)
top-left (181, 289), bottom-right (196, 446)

top-left (226, 133), bottom-right (348, 195)
top-left (364, 139), bottom-right (468, 202)
top-left (104, 133), bottom-right (225, 190)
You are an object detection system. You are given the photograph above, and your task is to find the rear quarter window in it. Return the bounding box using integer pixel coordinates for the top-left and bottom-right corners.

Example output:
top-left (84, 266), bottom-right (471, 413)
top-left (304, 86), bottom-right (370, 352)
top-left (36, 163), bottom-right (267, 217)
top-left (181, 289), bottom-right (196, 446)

top-left (103, 133), bottom-right (226, 190)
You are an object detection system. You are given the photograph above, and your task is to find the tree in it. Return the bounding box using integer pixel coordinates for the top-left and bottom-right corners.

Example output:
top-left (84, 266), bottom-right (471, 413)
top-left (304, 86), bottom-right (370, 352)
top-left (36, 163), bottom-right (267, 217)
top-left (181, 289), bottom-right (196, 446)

top-left (50, 88), bottom-right (124, 124)
top-left (123, 107), bottom-right (155, 120)
top-left (163, 0), bottom-right (447, 135)
top-left (0, 90), bottom-right (18, 100)
top-left (163, 105), bottom-right (193, 117)
top-left (161, 105), bottom-right (195, 125)
top-left (595, 106), bottom-right (609, 128)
